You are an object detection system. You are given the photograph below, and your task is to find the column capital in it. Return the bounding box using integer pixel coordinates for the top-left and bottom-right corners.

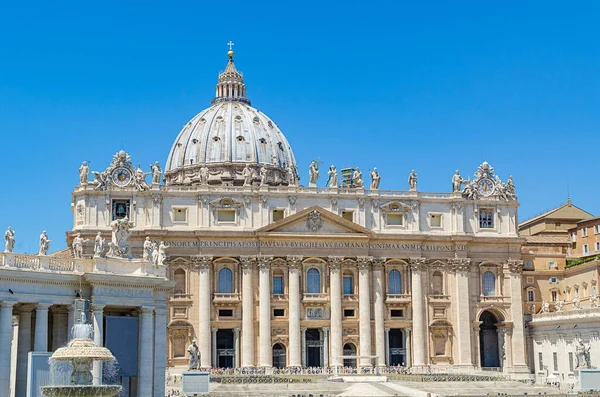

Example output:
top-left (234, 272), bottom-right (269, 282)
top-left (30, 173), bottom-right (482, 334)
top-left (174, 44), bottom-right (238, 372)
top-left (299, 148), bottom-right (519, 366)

top-left (90, 303), bottom-right (106, 312)
top-left (234, 327), bottom-right (241, 333)
top-left (327, 256), bottom-right (345, 270)
top-left (0, 301), bottom-right (16, 309)
top-left (140, 306), bottom-right (155, 315)
top-left (372, 257), bottom-right (386, 271)
top-left (211, 327), bottom-right (218, 334)
top-left (19, 304), bottom-right (36, 313)
top-left (384, 327), bottom-right (391, 332)
top-left (192, 255), bottom-right (213, 270)
top-left (409, 257), bottom-right (428, 272)
top-left (449, 258), bottom-right (471, 273)
top-left (286, 255), bottom-right (303, 269)
top-left (257, 255), bottom-right (273, 270)
top-left (322, 327), bottom-right (330, 333)
top-left (357, 256), bottom-right (373, 270)
top-left (301, 327), bottom-right (307, 332)
top-left (36, 302), bottom-right (52, 310)
top-left (239, 255), bottom-right (256, 269)
top-left (507, 259), bottom-right (524, 274)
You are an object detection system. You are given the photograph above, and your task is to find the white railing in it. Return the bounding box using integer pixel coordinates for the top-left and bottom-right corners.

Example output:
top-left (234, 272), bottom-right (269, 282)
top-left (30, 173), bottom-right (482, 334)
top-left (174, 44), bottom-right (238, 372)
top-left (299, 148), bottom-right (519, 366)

top-left (13, 254), bottom-right (39, 270)
top-left (48, 257), bottom-right (74, 271)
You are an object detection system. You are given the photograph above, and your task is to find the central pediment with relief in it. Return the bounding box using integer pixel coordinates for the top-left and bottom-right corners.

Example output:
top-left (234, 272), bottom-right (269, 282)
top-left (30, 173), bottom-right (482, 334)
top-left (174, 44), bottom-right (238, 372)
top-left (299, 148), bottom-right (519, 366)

top-left (256, 206), bottom-right (372, 236)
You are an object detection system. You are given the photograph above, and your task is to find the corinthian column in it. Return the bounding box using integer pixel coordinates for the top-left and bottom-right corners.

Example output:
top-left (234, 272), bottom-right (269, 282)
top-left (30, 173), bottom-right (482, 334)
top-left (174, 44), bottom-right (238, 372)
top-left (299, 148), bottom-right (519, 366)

top-left (16, 305), bottom-right (34, 397)
top-left (240, 256), bottom-right (256, 367)
top-left (138, 307), bottom-right (155, 397)
top-left (410, 258), bottom-right (427, 366)
top-left (0, 301), bottom-right (16, 397)
top-left (287, 256), bottom-right (302, 367)
top-left (507, 260), bottom-right (528, 371)
top-left (372, 259), bottom-right (386, 367)
top-left (194, 255), bottom-right (213, 368)
top-left (357, 256), bottom-right (372, 367)
top-left (450, 258), bottom-right (473, 368)
top-left (258, 256), bottom-right (273, 367)
top-left (328, 256), bottom-right (343, 368)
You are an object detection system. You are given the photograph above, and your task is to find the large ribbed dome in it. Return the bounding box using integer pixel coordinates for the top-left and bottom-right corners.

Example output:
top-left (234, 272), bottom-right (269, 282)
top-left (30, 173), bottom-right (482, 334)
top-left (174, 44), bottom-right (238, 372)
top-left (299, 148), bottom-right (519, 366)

top-left (165, 49), bottom-right (298, 187)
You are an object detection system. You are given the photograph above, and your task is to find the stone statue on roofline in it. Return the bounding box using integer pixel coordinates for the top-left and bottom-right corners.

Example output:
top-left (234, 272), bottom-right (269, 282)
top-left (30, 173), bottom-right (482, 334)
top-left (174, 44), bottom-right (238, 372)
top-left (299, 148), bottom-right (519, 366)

top-left (4, 226), bottom-right (15, 253)
top-left (327, 165), bottom-right (338, 188)
top-left (79, 162), bottom-right (89, 185)
top-left (39, 231), bottom-right (51, 256)
top-left (309, 160), bottom-right (319, 187)
top-left (353, 168), bottom-right (364, 188)
top-left (242, 164), bottom-right (253, 186)
top-left (370, 168), bottom-right (380, 190)
top-left (150, 161), bottom-right (162, 185)
top-left (94, 232), bottom-right (105, 258)
top-left (107, 217), bottom-right (134, 259)
top-left (408, 169), bottom-right (418, 191)
top-left (72, 233), bottom-right (89, 259)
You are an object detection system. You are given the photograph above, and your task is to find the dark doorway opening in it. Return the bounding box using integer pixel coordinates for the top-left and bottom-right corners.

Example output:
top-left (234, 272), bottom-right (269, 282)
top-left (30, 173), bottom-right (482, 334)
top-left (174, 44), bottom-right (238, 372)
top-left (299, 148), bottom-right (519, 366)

top-left (479, 311), bottom-right (500, 368)
top-left (389, 328), bottom-right (406, 366)
top-left (216, 329), bottom-right (234, 368)
top-left (305, 328), bottom-right (322, 367)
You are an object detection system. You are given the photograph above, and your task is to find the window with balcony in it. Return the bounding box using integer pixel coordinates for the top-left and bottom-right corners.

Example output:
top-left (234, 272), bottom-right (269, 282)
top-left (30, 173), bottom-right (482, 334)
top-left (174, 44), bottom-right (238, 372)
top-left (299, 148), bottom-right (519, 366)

top-left (307, 268), bottom-right (320, 293)
top-left (218, 268), bottom-right (233, 293)
top-left (483, 271), bottom-right (496, 296)
top-left (479, 209), bottom-right (494, 229)
top-left (432, 271), bottom-right (443, 295)
top-left (272, 276), bottom-right (284, 294)
top-left (174, 269), bottom-right (186, 294)
top-left (343, 276), bottom-right (353, 295)
top-left (388, 269), bottom-right (402, 294)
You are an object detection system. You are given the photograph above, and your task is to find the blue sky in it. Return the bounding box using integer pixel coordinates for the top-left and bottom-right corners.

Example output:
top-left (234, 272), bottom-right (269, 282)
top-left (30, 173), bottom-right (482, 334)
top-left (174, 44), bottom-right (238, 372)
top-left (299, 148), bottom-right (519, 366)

top-left (1, 1), bottom-right (599, 253)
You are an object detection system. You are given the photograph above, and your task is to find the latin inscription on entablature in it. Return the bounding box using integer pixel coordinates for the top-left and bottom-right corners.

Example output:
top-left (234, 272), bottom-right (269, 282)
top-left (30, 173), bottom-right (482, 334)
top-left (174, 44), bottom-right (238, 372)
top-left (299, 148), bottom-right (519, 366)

top-left (94, 286), bottom-right (153, 299)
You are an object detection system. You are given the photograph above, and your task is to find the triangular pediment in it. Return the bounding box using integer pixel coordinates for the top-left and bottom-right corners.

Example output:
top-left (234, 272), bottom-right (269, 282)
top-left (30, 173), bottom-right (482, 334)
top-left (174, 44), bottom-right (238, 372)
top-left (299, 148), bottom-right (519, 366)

top-left (256, 206), bottom-right (372, 236)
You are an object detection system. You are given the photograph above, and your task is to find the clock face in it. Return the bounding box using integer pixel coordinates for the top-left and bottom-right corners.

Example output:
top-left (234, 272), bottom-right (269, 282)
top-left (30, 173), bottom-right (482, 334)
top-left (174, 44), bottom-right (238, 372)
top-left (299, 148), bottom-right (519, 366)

top-left (112, 168), bottom-right (132, 186)
top-left (477, 178), bottom-right (494, 196)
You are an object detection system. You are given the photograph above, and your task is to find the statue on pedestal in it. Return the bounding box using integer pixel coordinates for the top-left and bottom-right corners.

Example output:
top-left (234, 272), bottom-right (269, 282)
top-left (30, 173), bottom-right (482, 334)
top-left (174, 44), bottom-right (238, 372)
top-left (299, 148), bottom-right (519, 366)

top-left (39, 231), bottom-right (51, 256)
top-left (187, 340), bottom-right (200, 370)
top-left (134, 165), bottom-right (150, 191)
top-left (575, 340), bottom-right (591, 369)
top-left (72, 233), bottom-right (89, 259)
top-left (242, 164), bottom-right (253, 186)
top-left (286, 164), bottom-right (298, 186)
top-left (259, 166), bottom-right (268, 186)
top-left (94, 232), bottom-right (105, 258)
top-left (555, 299), bottom-right (565, 312)
top-left (352, 168), bottom-right (364, 188)
top-left (309, 161), bottom-right (319, 187)
top-left (157, 241), bottom-right (169, 267)
top-left (199, 166), bottom-right (209, 185)
top-left (452, 170), bottom-right (466, 193)
top-left (143, 237), bottom-right (153, 262)
top-left (573, 295), bottom-right (582, 310)
top-left (327, 165), bottom-right (338, 188)
top-left (4, 226), bottom-right (15, 253)
top-left (540, 300), bottom-right (550, 313)
top-left (79, 162), bottom-right (89, 185)
top-left (370, 168), bottom-right (380, 190)
top-left (150, 162), bottom-right (162, 185)
top-left (107, 217), bottom-right (134, 259)
top-left (408, 170), bottom-right (418, 191)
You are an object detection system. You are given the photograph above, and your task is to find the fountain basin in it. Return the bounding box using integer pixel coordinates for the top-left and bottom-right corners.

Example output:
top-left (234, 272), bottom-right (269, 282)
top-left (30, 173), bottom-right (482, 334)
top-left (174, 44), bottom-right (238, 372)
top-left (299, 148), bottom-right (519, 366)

top-left (40, 385), bottom-right (122, 397)
top-left (52, 338), bottom-right (115, 361)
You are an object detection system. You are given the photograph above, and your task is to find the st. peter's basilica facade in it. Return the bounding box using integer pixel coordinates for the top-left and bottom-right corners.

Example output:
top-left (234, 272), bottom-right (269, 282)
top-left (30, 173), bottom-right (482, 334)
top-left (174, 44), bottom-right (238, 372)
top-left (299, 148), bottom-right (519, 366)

top-left (68, 48), bottom-right (528, 375)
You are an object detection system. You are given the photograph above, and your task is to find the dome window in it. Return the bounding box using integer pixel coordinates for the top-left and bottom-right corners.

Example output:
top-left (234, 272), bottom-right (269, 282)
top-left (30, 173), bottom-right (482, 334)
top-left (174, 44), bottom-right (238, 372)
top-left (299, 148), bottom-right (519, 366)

top-left (267, 121), bottom-right (274, 129)
top-left (192, 139), bottom-right (198, 144)
top-left (235, 115), bottom-right (242, 122)
top-left (277, 142), bottom-right (284, 151)
top-left (237, 136), bottom-right (245, 142)
top-left (213, 136), bottom-right (220, 142)
top-left (259, 138), bottom-right (267, 144)
top-left (253, 117), bottom-right (260, 125)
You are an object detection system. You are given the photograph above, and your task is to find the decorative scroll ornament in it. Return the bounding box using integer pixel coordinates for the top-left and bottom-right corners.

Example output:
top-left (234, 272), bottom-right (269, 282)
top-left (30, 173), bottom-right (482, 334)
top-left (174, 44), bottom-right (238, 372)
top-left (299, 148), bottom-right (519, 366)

top-left (306, 210), bottom-right (323, 232)
top-left (449, 258), bottom-right (471, 273)
top-left (409, 257), bottom-right (428, 272)
top-left (507, 259), bottom-right (524, 274)
top-left (327, 256), bottom-right (345, 270)
top-left (356, 256), bottom-right (373, 270)
top-left (191, 255), bottom-right (213, 270)
top-left (461, 161), bottom-right (516, 201)
top-left (286, 255), bottom-right (303, 269)
top-left (239, 255), bottom-right (256, 269)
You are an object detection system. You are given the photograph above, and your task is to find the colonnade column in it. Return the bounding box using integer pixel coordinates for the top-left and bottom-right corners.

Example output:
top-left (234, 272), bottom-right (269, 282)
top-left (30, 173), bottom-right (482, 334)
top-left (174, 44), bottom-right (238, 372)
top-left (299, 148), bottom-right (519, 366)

top-left (373, 260), bottom-right (386, 367)
top-left (138, 307), bottom-right (155, 397)
top-left (0, 301), bottom-right (16, 397)
top-left (323, 327), bottom-right (329, 368)
top-left (154, 307), bottom-right (168, 397)
top-left (91, 303), bottom-right (105, 385)
top-left (240, 256), bottom-right (255, 367)
top-left (450, 258), bottom-right (473, 368)
top-left (16, 305), bottom-right (34, 397)
top-left (195, 256), bottom-right (213, 368)
top-left (507, 260), bottom-right (528, 371)
top-left (211, 328), bottom-right (218, 368)
top-left (410, 258), bottom-right (427, 366)
top-left (34, 303), bottom-right (51, 352)
top-left (328, 257), bottom-right (343, 368)
top-left (52, 306), bottom-right (69, 351)
top-left (358, 256), bottom-right (372, 367)
top-left (287, 256), bottom-right (302, 367)
top-left (258, 256), bottom-right (273, 367)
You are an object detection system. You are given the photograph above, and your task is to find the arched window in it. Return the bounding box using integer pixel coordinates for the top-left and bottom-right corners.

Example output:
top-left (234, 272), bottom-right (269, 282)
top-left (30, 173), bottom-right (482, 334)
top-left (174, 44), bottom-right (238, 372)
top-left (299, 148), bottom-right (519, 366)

top-left (483, 271), bottom-right (496, 296)
top-left (218, 268), bottom-right (233, 293)
top-left (307, 268), bottom-right (320, 293)
top-left (432, 271), bottom-right (443, 295)
top-left (389, 269), bottom-right (402, 294)
top-left (174, 269), bottom-right (186, 294)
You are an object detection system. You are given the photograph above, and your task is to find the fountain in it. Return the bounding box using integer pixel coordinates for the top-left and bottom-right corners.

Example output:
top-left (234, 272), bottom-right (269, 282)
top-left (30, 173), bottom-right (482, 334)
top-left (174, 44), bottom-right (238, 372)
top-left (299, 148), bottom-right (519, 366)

top-left (40, 311), bottom-right (122, 397)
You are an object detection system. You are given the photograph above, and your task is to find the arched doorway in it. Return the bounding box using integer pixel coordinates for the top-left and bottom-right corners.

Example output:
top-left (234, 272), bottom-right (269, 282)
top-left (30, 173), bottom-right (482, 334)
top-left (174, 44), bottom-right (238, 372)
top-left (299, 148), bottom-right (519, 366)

top-left (388, 329), bottom-right (405, 366)
top-left (479, 311), bottom-right (500, 368)
top-left (343, 343), bottom-right (357, 367)
top-left (273, 343), bottom-right (286, 368)
top-left (305, 328), bottom-right (323, 367)
top-left (216, 329), bottom-right (234, 368)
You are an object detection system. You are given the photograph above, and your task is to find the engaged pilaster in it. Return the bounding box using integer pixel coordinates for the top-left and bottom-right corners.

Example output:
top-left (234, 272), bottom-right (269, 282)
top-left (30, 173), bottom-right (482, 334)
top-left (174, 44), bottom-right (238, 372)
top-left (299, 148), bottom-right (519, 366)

top-left (507, 260), bottom-right (528, 372)
top-left (138, 306), bottom-right (155, 396)
top-left (0, 301), bottom-right (16, 397)
top-left (91, 303), bottom-right (105, 385)
top-left (16, 305), bottom-right (34, 397)
top-left (154, 307), bottom-right (168, 397)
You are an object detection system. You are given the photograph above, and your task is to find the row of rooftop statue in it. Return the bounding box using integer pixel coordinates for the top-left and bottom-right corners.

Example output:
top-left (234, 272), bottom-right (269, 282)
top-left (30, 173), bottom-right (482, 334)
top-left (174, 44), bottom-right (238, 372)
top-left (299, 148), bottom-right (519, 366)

top-left (76, 151), bottom-right (516, 200)
top-left (3, 221), bottom-right (169, 267)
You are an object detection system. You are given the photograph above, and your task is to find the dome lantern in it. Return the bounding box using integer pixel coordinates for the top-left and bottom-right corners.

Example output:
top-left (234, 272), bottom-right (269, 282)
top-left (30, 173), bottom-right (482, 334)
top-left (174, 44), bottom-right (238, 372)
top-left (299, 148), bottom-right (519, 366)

top-left (212, 41), bottom-right (250, 105)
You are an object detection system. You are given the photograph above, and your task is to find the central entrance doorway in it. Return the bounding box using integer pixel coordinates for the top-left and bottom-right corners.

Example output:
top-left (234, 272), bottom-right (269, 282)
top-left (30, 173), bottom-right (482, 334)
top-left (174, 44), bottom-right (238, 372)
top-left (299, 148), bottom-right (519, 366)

top-left (272, 343), bottom-right (286, 368)
top-left (343, 343), bottom-right (357, 367)
top-left (216, 329), bottom-right (234, 368)
top-left (479, 311), bottom-right (500, 368)
top-left (305, 328), bottom-right (323, 367)
top-left (389, 329), bottom-right (406, 366)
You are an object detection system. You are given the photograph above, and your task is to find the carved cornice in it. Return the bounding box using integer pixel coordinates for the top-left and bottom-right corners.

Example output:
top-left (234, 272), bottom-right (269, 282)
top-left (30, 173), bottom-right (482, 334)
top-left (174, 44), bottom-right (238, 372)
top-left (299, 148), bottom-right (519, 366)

top-left (357, 256), bottom-right (373, 271)
top-left (257, 255), bottom-right (273, 270)
top-left (448, 258), bottom-right (471, 273)
top-left (239, 255), bottom-right (256, 270)
top-left (508, 259), bottom-right (524, 274)
top-left (191, 255), bottom-right (213, 270)
top-left (327, 256), bottom-right (345, 270)
top-left (409, 257), bottom-right (428, 272)
top-left (286, 255), bottom-right (303, 269)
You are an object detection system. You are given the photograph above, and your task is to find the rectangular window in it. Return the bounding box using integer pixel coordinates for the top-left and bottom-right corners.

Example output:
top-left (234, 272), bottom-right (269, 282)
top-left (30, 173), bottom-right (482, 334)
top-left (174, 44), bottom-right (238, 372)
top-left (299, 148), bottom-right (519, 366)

top-left (343, 276), bottom-right (353, 294)
top-left (273, 309), bottom-right (285, 317)
top-left (548, 261), bottom-right (557, 269)
top-left (583, 227), bottom-right (588, 237)
top-left (595, 225), bottom-right (600, 234)
top-left (173, 208), bottom-right (187, 223)
top-left (343, 309), bottom-right (355, 318)
top-left (342, 210), bottom-right (354, 222)
top-left (430, 213), bottom-right (442, 228)
top-left (527, 290), bottom-right (534, 302)
top-left (538, 352), bottom-right (543, 371)
top-left (583, 244), bottom-right (589, 255)
top-left (387, 213), bottom-right (403, 226)
top-left (217, 209), bottom-right (236, 223)
top-left (526, 277), bottom-right (534, 284)
top-left (551, 290), bottom-right (558, 302)
top-left (553, 352), bottom-right (558, 371)
top-left (111, 199), bottom-right (130, 220)
top-left (479, 209), bottom-right (494, 229)
top-left (219, 309), bottom-right (233, 317)
top-left (390, 309), bottom-right (404, 318)
top-left (569, 352), bottom-right (574, 372)
top-left (596, 242), bottom-right (600, 252)
top-left (550, 277), bottom-right (558, 284)
top-left (272, 209), bottom-right (284, 222)
top-left (572, 232), bottom-right (577, 242)
top-left (525, 261), bottom-right (533, 269)
top-left (272, 276), bottom-right (283, 294)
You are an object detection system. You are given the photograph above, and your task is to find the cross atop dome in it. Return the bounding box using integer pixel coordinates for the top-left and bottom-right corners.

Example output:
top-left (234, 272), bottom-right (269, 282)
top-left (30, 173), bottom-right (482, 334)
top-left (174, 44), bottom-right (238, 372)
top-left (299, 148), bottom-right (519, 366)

top-left (227, 40), bottom-right (235, 58)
